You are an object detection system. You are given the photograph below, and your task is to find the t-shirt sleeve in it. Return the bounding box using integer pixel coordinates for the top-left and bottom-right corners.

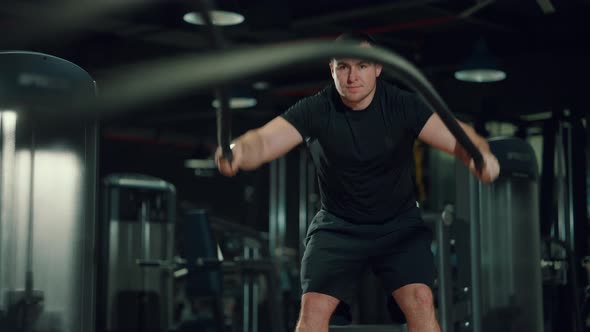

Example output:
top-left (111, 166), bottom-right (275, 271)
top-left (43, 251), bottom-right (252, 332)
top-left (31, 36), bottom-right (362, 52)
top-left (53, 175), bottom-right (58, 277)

top-left (280, 96), bottom-right (321, 141)
top-left (397, 89), bottom-right (434, 137)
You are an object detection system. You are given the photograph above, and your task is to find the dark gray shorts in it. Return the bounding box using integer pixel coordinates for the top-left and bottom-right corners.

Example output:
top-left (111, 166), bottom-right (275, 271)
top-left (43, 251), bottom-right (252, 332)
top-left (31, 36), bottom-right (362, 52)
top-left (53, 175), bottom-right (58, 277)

top-left (300, 207), bottom-right (435, 307)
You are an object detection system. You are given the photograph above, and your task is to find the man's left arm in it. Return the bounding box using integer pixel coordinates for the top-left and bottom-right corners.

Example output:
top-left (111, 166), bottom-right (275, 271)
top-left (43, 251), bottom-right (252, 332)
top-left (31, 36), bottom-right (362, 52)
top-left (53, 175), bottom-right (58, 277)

top-left (417, 113), bottom-right (500, 184)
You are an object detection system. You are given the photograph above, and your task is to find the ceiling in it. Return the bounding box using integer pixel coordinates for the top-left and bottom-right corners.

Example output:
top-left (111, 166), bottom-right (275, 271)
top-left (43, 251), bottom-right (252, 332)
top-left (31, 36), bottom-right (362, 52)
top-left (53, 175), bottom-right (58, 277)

top-left (1, 0), bottom-right (589, 144)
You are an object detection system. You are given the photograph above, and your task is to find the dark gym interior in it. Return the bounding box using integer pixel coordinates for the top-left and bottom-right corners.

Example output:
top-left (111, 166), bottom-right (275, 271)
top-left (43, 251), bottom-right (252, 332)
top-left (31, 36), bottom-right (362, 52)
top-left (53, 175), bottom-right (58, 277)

top-left (0, 1), bottom-right (589, 331)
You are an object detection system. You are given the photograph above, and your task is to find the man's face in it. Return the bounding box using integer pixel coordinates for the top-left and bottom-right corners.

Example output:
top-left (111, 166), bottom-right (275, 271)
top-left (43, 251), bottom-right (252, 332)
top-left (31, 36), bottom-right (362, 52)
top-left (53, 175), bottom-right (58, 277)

top-left (329, 42), bottom-right (382, 110)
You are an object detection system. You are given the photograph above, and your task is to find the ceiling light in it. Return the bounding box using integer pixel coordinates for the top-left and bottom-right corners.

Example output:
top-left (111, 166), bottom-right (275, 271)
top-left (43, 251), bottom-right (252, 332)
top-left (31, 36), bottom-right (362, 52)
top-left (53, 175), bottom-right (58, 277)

top-left (212, 97), bottom-right (257, 109)
top-left (252, 81), bottom-right (270, 90)
top-left (454, 69), bottom-right (506, 83)
top-left (183, 10), bottom-right (244, 26)
top-left (455, 38), bottom-right (506, 83)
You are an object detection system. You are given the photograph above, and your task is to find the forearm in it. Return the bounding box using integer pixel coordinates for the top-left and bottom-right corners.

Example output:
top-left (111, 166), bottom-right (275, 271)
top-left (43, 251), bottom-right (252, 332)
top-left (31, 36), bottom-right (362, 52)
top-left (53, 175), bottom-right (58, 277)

top-left (233, 129), bottom-right (267, 170)
top-left (453, 122), bottom-right (491, 166)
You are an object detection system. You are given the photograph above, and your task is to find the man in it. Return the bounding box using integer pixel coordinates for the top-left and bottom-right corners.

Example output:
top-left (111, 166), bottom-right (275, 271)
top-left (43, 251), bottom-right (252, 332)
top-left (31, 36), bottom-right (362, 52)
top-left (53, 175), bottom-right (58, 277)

top-left (216, 33), bottom-right (500, 332)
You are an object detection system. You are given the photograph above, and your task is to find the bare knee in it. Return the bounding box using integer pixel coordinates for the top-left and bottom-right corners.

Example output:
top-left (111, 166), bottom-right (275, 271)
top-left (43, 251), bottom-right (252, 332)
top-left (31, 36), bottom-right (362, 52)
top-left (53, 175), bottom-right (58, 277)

top-left (298, 292), bottom-right (339, 327)
top-left (393, 283), bottom-right (435, 313)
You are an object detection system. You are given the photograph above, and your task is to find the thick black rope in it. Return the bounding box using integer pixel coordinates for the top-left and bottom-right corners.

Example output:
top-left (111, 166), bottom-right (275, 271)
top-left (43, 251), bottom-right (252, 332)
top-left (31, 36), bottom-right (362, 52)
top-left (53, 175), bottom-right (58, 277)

top-left (93, 41), bottom-right (483, 169)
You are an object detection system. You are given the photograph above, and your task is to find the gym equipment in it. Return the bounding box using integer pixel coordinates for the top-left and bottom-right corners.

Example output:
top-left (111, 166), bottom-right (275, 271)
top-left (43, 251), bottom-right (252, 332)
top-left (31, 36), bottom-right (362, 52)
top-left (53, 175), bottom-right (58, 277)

top-left (0, 51), bottom-right (98, 332)
top-left (99, 174), bottom-right (176, 332)
top-left (446, 137), bottom-right (543, 332)
top-left (540, 113), bottom-right (588, 332)
top-left (176, 211), bottom-right (283, 332)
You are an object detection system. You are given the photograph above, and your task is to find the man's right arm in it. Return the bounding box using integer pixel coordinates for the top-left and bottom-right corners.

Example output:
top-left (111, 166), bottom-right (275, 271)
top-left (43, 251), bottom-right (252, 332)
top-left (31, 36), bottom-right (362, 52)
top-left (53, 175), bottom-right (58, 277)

top-left (216, 116), bottom-right (303, 176)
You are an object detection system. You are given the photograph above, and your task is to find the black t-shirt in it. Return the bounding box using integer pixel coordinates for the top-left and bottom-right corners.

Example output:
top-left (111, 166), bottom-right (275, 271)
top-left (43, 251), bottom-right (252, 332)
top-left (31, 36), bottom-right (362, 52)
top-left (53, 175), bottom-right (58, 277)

top-left (281, 79), bottom-right (433, 223)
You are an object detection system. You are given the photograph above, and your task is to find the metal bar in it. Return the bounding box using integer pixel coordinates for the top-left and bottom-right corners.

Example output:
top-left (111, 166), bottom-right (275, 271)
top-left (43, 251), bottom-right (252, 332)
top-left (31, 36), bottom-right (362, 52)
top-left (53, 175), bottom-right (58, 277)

top-left (540, 119), bottom-right (557, 237)
top-left (563, 118), bottom-right (584, 332)
top-left (269, 161), bottom-right (277, 256)
top-left (106, 190), bottom-right (119, 330)
top-left (25, 125), bottom-right (35, 302)
top-left (469, 177), bottom-right (482, 332)
top-left (243, 246), bottom-right (251, 332)
top-left (81, 119), bottom-right (99, 332)
top-left (140, 200), bottom-right (149, 330)
top-left (253, 247), bottom-right (260, 332)
top-left (556, 124), bottom-right (566, 242)
top-left (506, 182), bottom-right (515, 294)
top-left (166, 189), bottom-right (175, 328)
top-left (565, 119), bottom-right (575, 252)
top-left (263, 256), bottom-right (284, 332)
top-left (243, 279), bottom-right (250, 332)
top-left (277, 157), bottom-right (287, 252)
top-left (436, 207), bottom-right (453, 332)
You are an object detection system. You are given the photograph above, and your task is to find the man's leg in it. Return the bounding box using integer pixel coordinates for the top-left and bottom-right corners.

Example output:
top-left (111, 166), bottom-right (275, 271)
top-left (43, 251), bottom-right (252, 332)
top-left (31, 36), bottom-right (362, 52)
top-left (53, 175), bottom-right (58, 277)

top-left (296, 292), bottom-right (340, 332)
top-left (392, 283), bottom-right (440, 332)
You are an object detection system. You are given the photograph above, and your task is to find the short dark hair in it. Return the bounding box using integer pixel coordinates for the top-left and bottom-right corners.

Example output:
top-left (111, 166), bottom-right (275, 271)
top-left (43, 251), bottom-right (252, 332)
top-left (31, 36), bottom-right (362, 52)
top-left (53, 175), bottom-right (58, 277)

top-left (334, 32), bottom-right (377, 46)
top-left (331, 32), bottom-right (377, 63)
